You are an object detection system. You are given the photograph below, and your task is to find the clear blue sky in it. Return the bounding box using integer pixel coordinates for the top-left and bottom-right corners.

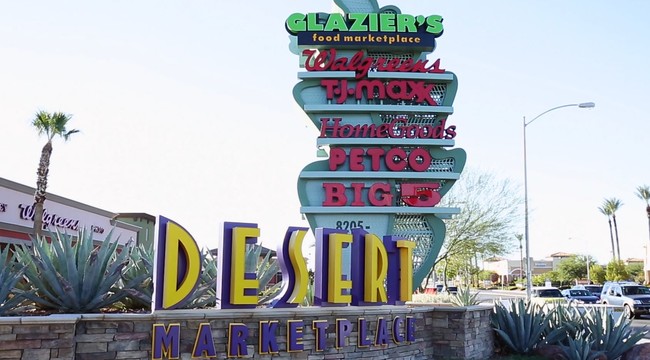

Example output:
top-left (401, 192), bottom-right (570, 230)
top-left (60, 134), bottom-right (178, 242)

top-left (1, 1), bottom-right (649, 265)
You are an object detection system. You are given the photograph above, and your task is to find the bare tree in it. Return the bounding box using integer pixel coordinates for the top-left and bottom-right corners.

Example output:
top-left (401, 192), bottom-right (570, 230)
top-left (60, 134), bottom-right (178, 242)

top-left (427, 169), bottom-right (522, 287)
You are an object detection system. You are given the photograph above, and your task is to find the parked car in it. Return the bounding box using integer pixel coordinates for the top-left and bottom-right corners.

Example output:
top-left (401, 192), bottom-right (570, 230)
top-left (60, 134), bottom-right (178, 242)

top-left (433, 284), bottom-right (459, 294)
top-left (561, 289), bottom-right (599, 304)
top-left (531, 287), bottom-right (566, 305)
top-left (572, 285), bottom-right (604, 301)
top-left (600, 281), bottom-right (650, 319)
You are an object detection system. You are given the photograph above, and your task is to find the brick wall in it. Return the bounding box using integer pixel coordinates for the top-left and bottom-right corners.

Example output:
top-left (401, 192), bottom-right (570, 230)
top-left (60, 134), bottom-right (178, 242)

top-left (0, 315), bottom-right (77, 360)
top-left (427, 305), bottom-right (495, 359)
top-left (0, 305), bottom-right (493, 359)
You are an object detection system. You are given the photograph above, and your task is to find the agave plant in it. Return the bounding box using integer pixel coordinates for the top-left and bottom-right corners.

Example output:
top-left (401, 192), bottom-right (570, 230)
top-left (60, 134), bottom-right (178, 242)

top-left (300, 278), bottom-right (314, 307)
top-left (119, 243), bottom-right (154, 310)
top-left (450, 286), bottom-right (480, 307)
top-left (14, 228), bottom-right (134, 313)
top-left (175, 249), bottom-right (218, 309)
top-left (0, 246), bottom-right (27, 315)
top-left (582, 307), bottom-right (647, 359)
top-left (172, 243), bottom-right (280, 308)
top-left (119, 242), bottom-right (281, 309)
top-left (545, 303), bottom-right (584, 341)
top-left (560, 332), bottom-right (605, 360)
top-left (246, 243), bottom-right (281, 305)
top-left (492, 299), bottom-right (566, 354)
top-left (120, 244), bottom-right (219, 310)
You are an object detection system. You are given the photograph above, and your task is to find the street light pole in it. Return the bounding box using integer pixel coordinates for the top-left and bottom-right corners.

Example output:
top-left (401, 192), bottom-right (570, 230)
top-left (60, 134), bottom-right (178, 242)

top-left (523, 102), bottom-right (595, 300)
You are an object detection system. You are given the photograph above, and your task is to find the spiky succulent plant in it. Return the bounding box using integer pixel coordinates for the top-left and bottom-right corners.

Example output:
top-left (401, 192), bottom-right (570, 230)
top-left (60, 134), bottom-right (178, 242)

top-left (117, 241), bottom-right (282, 309)
top-left (246, 243), bottom-right (281, 305)
top-left (14, 228), bottom-right (135, 313)
top-left (119, 243), bottom-right (153, 310)
top-left (560, 332), bottom-right (605, 360)
top-left (449, 286), bottom-right (481, 307)
top-left (491, 299), bottom-right (566, 354)
top-left (582, 307), bottom-right (647, 359)
top-left (175, 249), bottom-right (218, 309)
top-left (0, 245), bottom-right (27, 315)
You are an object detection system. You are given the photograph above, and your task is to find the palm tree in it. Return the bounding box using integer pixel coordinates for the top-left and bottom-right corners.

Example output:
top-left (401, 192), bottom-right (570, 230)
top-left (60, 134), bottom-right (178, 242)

top-left (637, 185), bottom-right (650, 242)
top-left (31, 111), bottom-right (79, 238)
top-left (598, 201), bottom-right (616, 261)
top-left (602, 198), bottom-right (624, 261)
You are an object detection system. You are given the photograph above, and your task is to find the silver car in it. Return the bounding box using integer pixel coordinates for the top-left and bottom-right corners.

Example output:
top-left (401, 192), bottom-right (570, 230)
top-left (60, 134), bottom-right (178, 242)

top-left (600, 282), bottom-right (650, 319)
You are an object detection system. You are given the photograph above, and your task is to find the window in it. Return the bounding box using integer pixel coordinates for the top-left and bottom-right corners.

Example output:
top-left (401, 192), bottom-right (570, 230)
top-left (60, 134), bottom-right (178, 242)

top-left (623, 286), bottom-right (650, 295)
top-left (539, 289), bottom-right (562, 298)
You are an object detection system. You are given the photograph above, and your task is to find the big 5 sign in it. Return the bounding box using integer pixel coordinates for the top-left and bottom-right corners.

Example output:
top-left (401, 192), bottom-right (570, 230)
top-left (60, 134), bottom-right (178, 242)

top-left (153, 217), bottom-right (415, 310)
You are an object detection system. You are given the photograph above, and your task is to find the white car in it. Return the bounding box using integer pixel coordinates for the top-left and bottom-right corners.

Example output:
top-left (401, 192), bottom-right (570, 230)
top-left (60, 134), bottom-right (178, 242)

top-left (530, 287), bottom-right (566, 305)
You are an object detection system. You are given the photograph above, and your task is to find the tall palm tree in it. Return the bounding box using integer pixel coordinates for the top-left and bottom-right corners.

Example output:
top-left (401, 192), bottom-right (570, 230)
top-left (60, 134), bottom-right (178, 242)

top-left (603, 198), bottom-right (624, 261)
top-left (637, 185), bottom-right (650, 241)
top-left (31, 111), bottom-right (79, 238)
top-left (598, 201), bottom-right (616, 261)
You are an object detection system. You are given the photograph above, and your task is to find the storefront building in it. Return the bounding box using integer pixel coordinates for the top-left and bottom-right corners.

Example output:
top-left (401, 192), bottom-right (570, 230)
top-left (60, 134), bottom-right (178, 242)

top-left (0, 177), bottom-right (147, 248)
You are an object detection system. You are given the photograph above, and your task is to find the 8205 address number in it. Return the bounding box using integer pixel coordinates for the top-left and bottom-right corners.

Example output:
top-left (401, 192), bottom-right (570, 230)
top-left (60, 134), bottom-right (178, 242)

top-left (335, 220), bottom-right (369, 230)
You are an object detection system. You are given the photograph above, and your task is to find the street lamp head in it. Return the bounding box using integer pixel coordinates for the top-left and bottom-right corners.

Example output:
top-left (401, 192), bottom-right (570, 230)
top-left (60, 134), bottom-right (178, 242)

top-left (525, 102), bottom-right (596, 127)
top-left (578, 102), bottom-right (596, 108)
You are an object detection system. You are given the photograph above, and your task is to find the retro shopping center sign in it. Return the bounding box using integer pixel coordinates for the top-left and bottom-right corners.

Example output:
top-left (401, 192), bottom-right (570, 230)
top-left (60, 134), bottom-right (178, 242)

top-left (150, 0), bottom-right (464, 357)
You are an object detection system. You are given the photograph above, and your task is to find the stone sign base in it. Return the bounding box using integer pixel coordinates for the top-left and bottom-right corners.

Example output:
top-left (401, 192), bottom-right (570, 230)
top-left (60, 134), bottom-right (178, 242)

top-left (0, 305), bottom-right (493, 359)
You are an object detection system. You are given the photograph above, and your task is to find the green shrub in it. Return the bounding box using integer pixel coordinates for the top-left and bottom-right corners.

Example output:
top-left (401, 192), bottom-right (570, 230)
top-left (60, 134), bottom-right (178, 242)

top-left (410, 293), bottom-right (454, 304)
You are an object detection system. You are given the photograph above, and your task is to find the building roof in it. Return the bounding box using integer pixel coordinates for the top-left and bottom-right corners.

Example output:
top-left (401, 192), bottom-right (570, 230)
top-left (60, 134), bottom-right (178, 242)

top-left (115, 212), bottom-right (156, 223)
top-left (484, 257), bottom-right (505, 262)
top-left (549, 252), bottom-right (574, 258)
